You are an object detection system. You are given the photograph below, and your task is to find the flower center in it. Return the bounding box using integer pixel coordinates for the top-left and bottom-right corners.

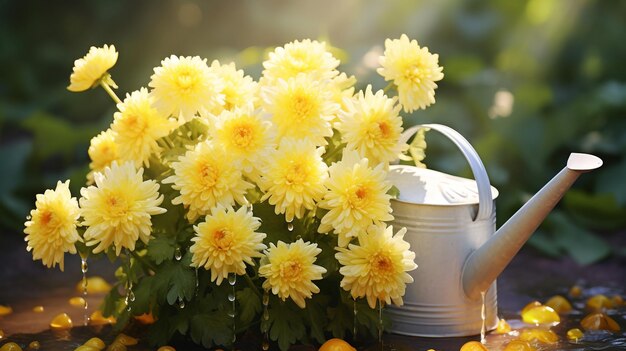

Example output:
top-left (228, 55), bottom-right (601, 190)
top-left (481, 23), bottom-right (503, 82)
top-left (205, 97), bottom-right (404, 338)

top-left (105, 193), bottom-right (129, 218)
top-left (213, 228), bottom-right (233, 250)
top-left (175, 69), bottom-right (198, 93)
top-left (371, 252), bottom-right (393, 274)
top-left (291, 92), bottom-right (315, 120)
top-left (123, 114), bottom-right (147, 136)
top-left (198, 162), bottom-right (219, 187)
top-left (279, 260), bottom-right (302, 280)
top-left (348, 184), bottom-right (370, 209)
top-left (232, 124), bottom-right (253, 148)
top-left (285, 162), bottom-right (307, 185)
top-left (404, 63), bottom-right (426, 84)
top-left (40, 210), bottom-right (53, 226)
top-left (378, 121), bottom-right (391, 138)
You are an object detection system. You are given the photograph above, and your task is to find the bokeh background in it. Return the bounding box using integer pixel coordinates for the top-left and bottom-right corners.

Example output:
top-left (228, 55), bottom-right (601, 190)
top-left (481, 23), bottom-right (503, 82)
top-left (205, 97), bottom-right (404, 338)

top-left (1, 0), bottom-right (625, 266)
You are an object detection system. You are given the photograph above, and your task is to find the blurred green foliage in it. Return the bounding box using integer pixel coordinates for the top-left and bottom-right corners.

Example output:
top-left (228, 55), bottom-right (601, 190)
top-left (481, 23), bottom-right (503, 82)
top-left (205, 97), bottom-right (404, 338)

top-left (1, 0), bottom-right (625, 264)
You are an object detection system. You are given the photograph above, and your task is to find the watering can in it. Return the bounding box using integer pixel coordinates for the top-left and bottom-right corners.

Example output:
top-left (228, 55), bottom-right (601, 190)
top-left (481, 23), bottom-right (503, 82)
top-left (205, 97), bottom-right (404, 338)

top-left (386, 124), bottom-right (602, 337)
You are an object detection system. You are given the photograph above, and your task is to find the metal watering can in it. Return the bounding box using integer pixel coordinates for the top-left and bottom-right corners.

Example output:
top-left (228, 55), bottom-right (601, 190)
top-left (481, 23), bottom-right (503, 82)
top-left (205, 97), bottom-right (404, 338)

top-left (386, 124), bottom-right (603, 337)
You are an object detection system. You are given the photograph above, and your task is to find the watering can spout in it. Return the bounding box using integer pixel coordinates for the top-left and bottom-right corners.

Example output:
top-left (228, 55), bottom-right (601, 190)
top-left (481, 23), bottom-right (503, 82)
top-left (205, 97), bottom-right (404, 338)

top-left (462, 153), bottom-right (603, 300)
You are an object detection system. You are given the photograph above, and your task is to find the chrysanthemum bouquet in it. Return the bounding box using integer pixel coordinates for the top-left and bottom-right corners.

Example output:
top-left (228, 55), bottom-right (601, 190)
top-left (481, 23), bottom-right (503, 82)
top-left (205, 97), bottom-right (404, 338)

top-left (24, 35), bottom-right (443, 350)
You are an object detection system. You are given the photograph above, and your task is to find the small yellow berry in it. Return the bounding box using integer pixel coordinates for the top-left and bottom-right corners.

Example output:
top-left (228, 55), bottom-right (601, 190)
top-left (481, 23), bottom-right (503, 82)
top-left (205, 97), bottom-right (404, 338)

top-left (113, 334), bottom-right (138, 346)
top-left (88, 310), bottom-right (116, 326)
top-left (567, 328), bottom-right (584, 342)
top-left (569, 285), bottom-right (582, 298)
top-left (459, 341), bottom-right (489, 351)
top-left (503, 340), bottom-right (536, 351)
top-left (84, 337), bottom-right (106, 350)
top-left (49, 313), bottom-right (73, 330)
top-left (544, 295), bottom-right (572, 314)
top-left (494, 318), bottom-right (511, 334)
top-left (105, 342), bottom-right (126, 351)
top-left (76, 276), bottom-right (112, 294)
top-left (0, 305), bottom-right (13, 317)
top-left (521, 306), bottom-right (560, 325)
top-left (586, 294), bottom-right (612, 312)
top-left (69, 297), bottom-right (86, 307)
top-left (610, 295), bottom-right (623, 307)
top-left (518, 328), bottom-right (559, 344)
top-left (0, 342), bottom-right (22, 351)
top-left (27, 341), bottom-right (40, 350)
top-left (318, 338), bottom-right (356, 351)
top-left (580, 312), bottom-right (621, 332)
top-left (32, 306), bottom-right (44, 313)
top-left (520, 301), bottom-right (542, 315)
top-left (157, 347), bottom-right (176, 351)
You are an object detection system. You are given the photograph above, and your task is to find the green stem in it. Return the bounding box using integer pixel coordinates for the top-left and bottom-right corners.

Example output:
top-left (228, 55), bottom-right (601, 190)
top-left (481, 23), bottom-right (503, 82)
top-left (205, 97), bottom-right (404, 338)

top-left (131, 251), bottom-right (157, 272)
top-left (382, 82), bottom-right (395, 94)
top-left (100, 81), bottom-right (122, 104)
top-left (244, 273), bottom-right (262, 298)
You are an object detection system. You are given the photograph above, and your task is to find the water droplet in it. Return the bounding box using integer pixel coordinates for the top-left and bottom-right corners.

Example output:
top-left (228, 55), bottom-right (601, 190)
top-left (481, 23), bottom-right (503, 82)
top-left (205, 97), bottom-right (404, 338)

top-left (232, 333), bottom-right (237, 343)
top-left (174, 247), bottom-right (182, 261)
top-left (228, 293), bottom-right (236, 302)
top-left (195, 268), bottom-right (199, 288)
top-left (262, 291), bottom-right (269, 306)
top-left (228, 274), bottom-right (237, 286)
top-left (295, 235), bottom-right (302, 240)
top-left (129, 290), bottom-right (136, 302)
top-left (81, 259), bottom-right (88, 274)
top-left (26, 215), bottom-right (32, 220)
top-left (287, 223), bottom-right (294, 231)
top-left (126, 303), bottom-right (132, 312)
top-left (227, 310), bottom-right (235, 318)
top-left (178, 298), bottom-right (185, 309)
top-left (262, 341), bottom-right (270, 350)
top-left (480, 291), bottom-right (486, 344)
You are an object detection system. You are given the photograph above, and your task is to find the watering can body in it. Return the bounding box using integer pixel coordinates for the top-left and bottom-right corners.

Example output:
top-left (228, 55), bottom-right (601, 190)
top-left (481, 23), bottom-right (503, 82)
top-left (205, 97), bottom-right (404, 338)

top-left (386, 124), bottom-right (602, 337)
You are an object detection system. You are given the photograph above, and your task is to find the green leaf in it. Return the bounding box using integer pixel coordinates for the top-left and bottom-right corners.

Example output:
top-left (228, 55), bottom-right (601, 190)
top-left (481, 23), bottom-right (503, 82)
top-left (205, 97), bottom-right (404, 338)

top-left (167, 262), bottom-right (196, 304)
top-left (595, 161), bottom-right (626, 206)
top-left (268, 300), bottom-right (306, 351)
top-left (527, 231), bottom-right (562, 258)
top-left (147, 235), bottom-right (176, 265)
top-left (237, 287), bottom-right (261, 325)
top-left (130, 276), bottom-right (154, 315)
top-left (549, 212), bottom-right (611, 265)
top-left (20, 111), bottom-right (98, 159)
top-left (564, 190), bottom-right (626, 230)
top-left (190, 312), bottom-right (232, 348)
top-left (306, 295), bottom-right (329, 344)
top-left (326, 305), bottom-right (351, 339)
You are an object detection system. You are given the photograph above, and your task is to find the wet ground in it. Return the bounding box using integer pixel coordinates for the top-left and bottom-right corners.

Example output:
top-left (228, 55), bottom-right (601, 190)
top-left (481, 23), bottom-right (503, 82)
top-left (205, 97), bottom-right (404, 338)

top-left (0, 232), bottom-right (624, 350)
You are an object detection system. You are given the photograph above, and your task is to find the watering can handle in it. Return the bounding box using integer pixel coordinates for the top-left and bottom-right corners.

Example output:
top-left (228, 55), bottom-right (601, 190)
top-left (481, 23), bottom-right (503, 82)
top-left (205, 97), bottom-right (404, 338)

top-left (400, 124), bottom-right (494, 221)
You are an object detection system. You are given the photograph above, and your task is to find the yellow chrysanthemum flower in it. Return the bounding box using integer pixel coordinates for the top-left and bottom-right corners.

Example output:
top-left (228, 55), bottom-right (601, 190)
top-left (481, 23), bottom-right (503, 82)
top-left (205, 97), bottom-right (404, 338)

top-left (261, 39), bottom-right (339, 82)
top-left (335, 224), bottom-right (417, 309)
top-left (87, 129), bottom-right (119, 185)
top-left (337, 85), bottom-right (404, 165)
top-left (112, 88), bottom-right (175, 167)
top-left (261, 74), bottom-right (338, 146)
top-left (259, 239), bottom-right (327, 308)
top-left (205, 60), bottom-right (259, 115)
top-left (163, 140), bottom-right (253, 222)
top-left (68, 44), bottom-right (118, 92)
top-left (149, 55), bottom-right (224, 124)
top-left (318, 150), bottom-right (393, 247)
top-left (377, 34), bottom-right (444, 112)
top-left (80, 162), bottom-right (166, 256)
top-left (209, 107), bottom-right (274, 179)
top-left (259, 139), bottom-right (328, 222)
top-left (190, 206), bottom-right (267, 285)
top-left (328, 72), bottom-right (357, 123)
top-left (24, 180), bottom-right (80, 271)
